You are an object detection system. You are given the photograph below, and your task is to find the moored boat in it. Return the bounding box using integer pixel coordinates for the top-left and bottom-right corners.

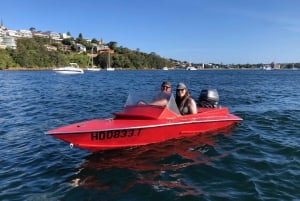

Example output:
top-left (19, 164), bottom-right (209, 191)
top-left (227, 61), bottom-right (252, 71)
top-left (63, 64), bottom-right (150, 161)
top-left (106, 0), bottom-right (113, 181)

top-left (106, 67), bottom-right (115, 71)
top-left (86, 48), bottom-right (101, 71)
top-left (46, 91), bottom-right (242, 152)
top-left (87, 67), bottom-right (101, 71)
top-left (106, 52), bottom-right (115, 71)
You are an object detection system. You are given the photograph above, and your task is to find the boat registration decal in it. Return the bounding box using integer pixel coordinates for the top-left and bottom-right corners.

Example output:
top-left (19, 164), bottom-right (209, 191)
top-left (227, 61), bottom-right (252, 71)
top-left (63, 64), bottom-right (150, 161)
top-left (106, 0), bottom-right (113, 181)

top-left (90, 129), bottom-right (141, 141)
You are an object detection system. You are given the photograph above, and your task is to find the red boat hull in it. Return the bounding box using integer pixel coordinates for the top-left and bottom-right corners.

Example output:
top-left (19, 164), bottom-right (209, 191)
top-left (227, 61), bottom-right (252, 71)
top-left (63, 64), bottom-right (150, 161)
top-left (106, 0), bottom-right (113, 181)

top-left (46, 106), bottom-right (242, 152)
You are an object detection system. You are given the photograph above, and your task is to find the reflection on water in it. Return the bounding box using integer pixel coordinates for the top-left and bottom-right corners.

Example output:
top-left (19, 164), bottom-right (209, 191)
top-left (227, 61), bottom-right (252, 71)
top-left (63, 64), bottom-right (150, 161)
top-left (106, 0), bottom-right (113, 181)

top-left (67, 127), bottom-right (234, 198)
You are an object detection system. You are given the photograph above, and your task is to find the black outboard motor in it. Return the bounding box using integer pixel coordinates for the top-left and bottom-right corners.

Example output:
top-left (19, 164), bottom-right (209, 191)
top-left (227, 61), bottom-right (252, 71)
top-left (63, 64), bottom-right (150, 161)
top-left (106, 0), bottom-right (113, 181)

top-left (198, 89), bottom-right (219, 108)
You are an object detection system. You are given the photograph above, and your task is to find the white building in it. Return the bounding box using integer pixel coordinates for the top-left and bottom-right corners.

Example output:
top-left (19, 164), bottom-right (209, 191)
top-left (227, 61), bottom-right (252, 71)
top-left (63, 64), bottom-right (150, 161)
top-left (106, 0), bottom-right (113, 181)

top-left (76, 43), bottom-right (86, 53)
top-left (0, 36), bottom-right (17, 49)
top-left (18, 30), bottom-right (32, 38)
top-left (97, 44), bottom-right (110, 51)
top-left (6, 29), bottom-right (18, 37)
top-left (49, 32), bottom-right (60, 40)
top-left (61, 33), bottom-right (71, 39)
top-left (33, 31), bottom-right (49, 38)
top-left (0, 29), bottom-right (6, 36)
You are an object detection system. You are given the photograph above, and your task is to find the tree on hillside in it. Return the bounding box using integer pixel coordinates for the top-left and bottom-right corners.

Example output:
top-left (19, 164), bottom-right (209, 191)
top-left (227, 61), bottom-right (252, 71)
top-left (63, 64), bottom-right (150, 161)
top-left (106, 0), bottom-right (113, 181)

top-left (76, 33), bottom-right (85, 44)
top-left (29, 27), bottom-right (36, 32)
top-left (75, 33), bottom-right (91, 50)
top-left (91, 38), bottom-right (98, 44)
top-left (1, 32), bottom-right (174, 69)
top-left (107, 41), bottom-right (117, 51)
top-left (0, 49), bottom-right (17, 69)
top-left (62, 38), bottom-right (72, 46)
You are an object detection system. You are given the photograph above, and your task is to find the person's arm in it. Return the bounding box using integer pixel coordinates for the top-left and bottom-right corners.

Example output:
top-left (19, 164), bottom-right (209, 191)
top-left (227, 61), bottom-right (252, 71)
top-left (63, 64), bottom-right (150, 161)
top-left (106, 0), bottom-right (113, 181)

top-left (189, 98), bottom-right (198, 114)
top-left (151, 99), bottom-right (168, 106)
top-left (150, 92), bottom-right (169, 106)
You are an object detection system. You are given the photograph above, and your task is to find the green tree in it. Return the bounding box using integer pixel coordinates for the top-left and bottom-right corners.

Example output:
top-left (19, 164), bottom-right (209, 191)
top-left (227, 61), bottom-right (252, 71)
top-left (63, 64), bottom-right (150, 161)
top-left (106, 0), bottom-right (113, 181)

top-left (29, 27), bottom-right (36, 32)
top-left (107, 41), bottom-right (117, 51)
top-left (91, 38), bottom-right (98, 44)
top-left (0, 49), bottom-right (17, 69)
top-left (61, 38), bottom-right (72, 46)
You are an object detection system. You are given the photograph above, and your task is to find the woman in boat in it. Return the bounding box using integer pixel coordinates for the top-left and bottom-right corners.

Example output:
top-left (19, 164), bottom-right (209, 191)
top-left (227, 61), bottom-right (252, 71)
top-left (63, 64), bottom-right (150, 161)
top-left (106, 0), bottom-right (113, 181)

top-left (175, 82), bottom-right (197, 115)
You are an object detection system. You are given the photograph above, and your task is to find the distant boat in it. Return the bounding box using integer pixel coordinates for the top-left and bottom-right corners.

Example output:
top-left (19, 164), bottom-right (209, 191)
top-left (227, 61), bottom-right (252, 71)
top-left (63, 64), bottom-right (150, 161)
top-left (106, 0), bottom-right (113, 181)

top-left (106, 67), bottom-right (115, 71)
top-left (106, 52), bottom-right (115, 71)
top-left (262, 65), bottom-right (272, 70)
top-left (186, 61), bottom-right (197, 70)
top-left (86, 48), bottom-right (101, 71)
top-left (87, 67), bottom-right (101, 71)
top-left (162, 67), bottom-right (168, 70)
top-left (53, 63), bottom-right (84, 74)
top-left (186, 66), bottom-right (197, 70)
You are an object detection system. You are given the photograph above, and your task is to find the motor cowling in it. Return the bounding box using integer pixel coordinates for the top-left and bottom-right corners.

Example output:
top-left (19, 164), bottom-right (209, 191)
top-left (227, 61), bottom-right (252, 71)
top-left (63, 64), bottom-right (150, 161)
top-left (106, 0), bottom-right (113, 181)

top-left (198, 89), bottom-right (219, 108)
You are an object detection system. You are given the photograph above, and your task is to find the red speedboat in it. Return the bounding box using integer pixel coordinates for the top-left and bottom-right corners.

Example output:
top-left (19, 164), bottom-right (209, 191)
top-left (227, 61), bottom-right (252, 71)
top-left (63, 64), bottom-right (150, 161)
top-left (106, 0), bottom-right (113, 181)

top-left (46, 91), bottom-right (242, 152)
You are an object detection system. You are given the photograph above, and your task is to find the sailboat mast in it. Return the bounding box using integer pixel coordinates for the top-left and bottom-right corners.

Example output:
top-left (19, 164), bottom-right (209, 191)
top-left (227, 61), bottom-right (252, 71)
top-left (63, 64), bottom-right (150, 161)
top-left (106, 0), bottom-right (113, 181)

top-left (91, 48), bottom-right (93, 67)
top-left (107, 52), bottom-right (110, 68)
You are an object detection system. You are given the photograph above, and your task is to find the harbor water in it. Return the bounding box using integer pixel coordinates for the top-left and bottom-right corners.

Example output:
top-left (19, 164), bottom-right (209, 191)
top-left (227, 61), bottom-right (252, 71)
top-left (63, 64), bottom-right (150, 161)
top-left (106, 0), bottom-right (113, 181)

top-left (0, 69), bottom-right (299, 201)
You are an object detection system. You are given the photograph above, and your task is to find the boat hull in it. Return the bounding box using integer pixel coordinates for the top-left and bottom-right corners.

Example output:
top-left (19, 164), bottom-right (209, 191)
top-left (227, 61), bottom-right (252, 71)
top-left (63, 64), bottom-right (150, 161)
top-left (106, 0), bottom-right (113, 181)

top-left (53, 63), bottom-right (84, 74)
top-left (53, 70), bottom-right (84, 74)
top-left (86, 67), bottom-right (101, 71)
top-left (106, 67), bottom-right (115, 71)
top-left (46, 108), bottom-right (242, 152)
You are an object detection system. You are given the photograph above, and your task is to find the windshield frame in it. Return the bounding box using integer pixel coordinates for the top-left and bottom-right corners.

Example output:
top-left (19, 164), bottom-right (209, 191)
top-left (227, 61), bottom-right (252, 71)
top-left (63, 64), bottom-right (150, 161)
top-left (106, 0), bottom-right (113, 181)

top-left (124, 92), bottom-right (181, 115)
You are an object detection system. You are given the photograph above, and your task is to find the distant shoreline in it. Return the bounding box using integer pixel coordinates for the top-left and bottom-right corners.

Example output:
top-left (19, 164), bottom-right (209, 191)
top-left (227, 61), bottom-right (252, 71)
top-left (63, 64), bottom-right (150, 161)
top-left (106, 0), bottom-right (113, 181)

top-left (1, 67), bottom-right (53, 71)
top-left (1, 67), bottom-right (298, 71)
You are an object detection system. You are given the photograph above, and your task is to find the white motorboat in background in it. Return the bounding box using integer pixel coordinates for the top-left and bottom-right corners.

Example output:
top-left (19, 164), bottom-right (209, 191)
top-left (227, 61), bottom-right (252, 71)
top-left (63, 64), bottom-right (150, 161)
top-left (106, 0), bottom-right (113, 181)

top-left (53, 63), bottom-right (84, 74)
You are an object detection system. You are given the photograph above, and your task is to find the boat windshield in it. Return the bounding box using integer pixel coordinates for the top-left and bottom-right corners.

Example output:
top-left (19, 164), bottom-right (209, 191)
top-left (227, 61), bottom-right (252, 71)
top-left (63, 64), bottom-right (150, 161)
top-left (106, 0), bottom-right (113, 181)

top-left (124, 92), bottom-right (181, 115)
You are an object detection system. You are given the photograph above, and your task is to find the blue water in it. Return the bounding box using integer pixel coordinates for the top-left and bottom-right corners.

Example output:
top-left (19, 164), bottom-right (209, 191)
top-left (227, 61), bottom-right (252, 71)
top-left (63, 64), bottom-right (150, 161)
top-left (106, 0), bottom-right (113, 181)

top-left (0, 70), bottom-right (299, 201)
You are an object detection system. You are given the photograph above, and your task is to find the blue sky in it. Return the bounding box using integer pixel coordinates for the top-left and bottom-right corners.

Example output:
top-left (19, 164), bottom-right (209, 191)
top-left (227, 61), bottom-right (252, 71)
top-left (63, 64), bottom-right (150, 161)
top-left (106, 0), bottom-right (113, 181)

top-left (2, 0), bottom-right (300, 64)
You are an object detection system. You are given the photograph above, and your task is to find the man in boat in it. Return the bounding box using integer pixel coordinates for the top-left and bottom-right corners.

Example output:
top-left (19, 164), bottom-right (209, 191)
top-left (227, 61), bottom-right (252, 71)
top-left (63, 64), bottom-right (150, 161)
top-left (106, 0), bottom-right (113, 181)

top-left (151, 81), bottom-right (172, 106)
top-left (175, 82), bottom-right (197, 115)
